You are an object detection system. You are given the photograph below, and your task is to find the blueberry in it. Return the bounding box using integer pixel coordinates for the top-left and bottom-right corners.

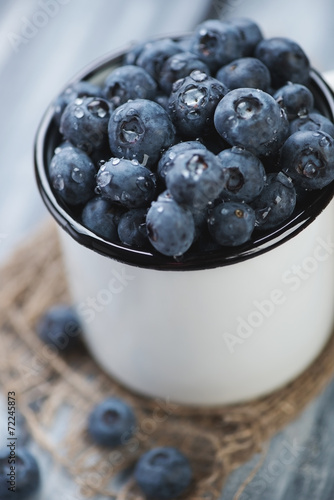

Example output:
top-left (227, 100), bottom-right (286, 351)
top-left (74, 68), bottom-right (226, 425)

top-left (88, 397), bottom-right (136, 447)
top-left (189, 19), bottom-right (243, 72)
top-left (136, 38), bottom-right (181, 81)
top-left (216, 57), bottom-right (271, 92)
top-left (103, 65), bottom-right (157, 107)
top-left (134, 446), bottom-right (192, 500)
top-left (36, 304), bottom-right (82, 352)
top-left (159, 51), bottom-right (210, 95)
top-left (60, 96), bottom-right (113, 155)
top-left (146, 192), bottom-right (195, 256)
top-left (165, 148), bottom-right (225, 209)
top-left (117, 208), bottom-right (148, 248)
top-left (274, 83), bottom-right (314, 120)
top-left (255, 37), bottom-right (310, 88)
top-left (214, 87), bottom-right (289, 156)
top-left (82, 196), bottom-right (124, 241)
top-left (157, 140), bottom-right (206, 181)
top-left (280, 130), bottom-right (334, 189)
top-left (96, 158), bottom-right (156, 208)
top-left (48, 146), bottom-right (96, 205)
top-left (208, 201), bottom-right (255, 246)
top-left (0, 448), bottom-right (40, 499)
top-left (252, 172), bottom-right (297, 229)
top-left (218, 147), bottom-right (266, 202)
top-left (228, 17), bottom-right (263, 56)
top-left (53, 80), bottom-right (103, 126)
top-left (108, 99), bottom-right (175, 168)
top-left (168, 71), bottom-right (228, 137)
top-left (289, 112), bottom-right (334, 138)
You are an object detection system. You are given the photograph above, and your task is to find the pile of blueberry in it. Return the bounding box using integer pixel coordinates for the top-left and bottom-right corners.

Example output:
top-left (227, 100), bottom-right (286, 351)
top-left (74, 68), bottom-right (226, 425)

top-left (48, 17), bottom-right (334, 258)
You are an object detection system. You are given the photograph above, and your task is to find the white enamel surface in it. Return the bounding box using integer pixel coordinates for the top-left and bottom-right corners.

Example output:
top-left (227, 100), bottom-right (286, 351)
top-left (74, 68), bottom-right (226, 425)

top-left (59, 198), bottom-right (334, 406)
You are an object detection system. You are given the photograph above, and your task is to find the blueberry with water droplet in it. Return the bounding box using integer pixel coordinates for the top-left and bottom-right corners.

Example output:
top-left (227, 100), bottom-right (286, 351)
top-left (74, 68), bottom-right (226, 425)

top-left (273, 83), bottom-right (314, 120)
top-left (159, 51), bottom-right (210, 94)
top-left (189, 19), bottom-right (243, 72)
top-left (216, 57), bottom-right (271, 92)
top-left (280, 130), bottom-right (334, 189)
top-left (214, 87), bottom-right (289, 156)
top-left (289, 112), bottom-right (334, 138)
top-left (208, 201), bottom-right (256, 246)
top-left (103, 65), bottom-right (157, 107)
top-left (96, 158), bottom-right (156, 208)
top-left (166, 148), bottom-right (225, 209)
top-left (0, 448), bottom-right (40, 499)
top-left (168, 72), bottom-right (227, 137)
top-left (88, 397), bottom-right (136, 447)
top-left (134, 446), bottom-right (192, 500)
top-left (146, 192), bottom-right (195, 256)
top-left (48, 146), bottom-right (96, 205)
top-left (252, 172), bottom-right (297, 229)
top-left (157, 140), bottom-right (206, 181)
top-left (82, 196), bottom-right (124, 241)
top-left (108, 99), bottom-right (175, 168)
top-left (60, 96), bottom-right (113, 155)
top-left (53, 80), bottom-right (103, 125)
top-left (117, 208), bottom-right (148, 248)
top-left (218, 147), bottom-right (266, 202)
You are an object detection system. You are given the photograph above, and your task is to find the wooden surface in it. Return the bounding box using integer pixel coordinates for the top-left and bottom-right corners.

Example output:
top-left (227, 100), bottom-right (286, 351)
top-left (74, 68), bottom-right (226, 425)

top-left (1, 1), bottom-right (334, 498)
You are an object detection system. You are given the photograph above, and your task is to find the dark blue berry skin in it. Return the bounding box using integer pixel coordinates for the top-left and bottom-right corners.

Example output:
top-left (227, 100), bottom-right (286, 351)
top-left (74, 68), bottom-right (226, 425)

top-left (53, 80), bottom-right (103, 126)
top-left (48, 146), bottom-right (96, 206)
top-left (214, 87), bottom-right (289, 157)
top-left (166, 148), bottom-right (225, 210)
top-left (157, 140), bottom-right (206, 182)
top-left (216, 57), bottom-right (271, 92)
top-left (146, 192), bottom-right (195, 256)
top-left (252, 172), bottom-right (297, 230)
top-left (168, 71), bottom-right (228, 138)
top-left (289, 112), bottom-right (334, 138)
top-left (255, 37), bottom-right (310, 88)
top-left (82, 196), bottom-right (124, 241)
top-left (117, 208), bottom-right (148, 248)
top-left (189, 19), bottom-right (243, 72)
top-left (60, 96), bottom-right (113, 155)
top-left (88, 398), bottom-right (136, 448)
top-left (208, 201), bottom-right (255, 246)
top-left (103, 65), bottom-right (157, 107)
top-left (228, 17), bottom-right (263, 56)
top-left (218, 147), bottom-right (266, 202)
top-left (273, 83), bottom-right (314, 120)
top-left (134, 446), bottom-right (192, 500)
top-left (0, 448), bottom-right (40, 500)
top-left (96, 158), bottom-right (156, 209)
top-left (108, 99), bottom-right (175, 168)
top-left (136, 38), bottom-right (181, 81)
top-left (280, 130), bottom-right (334, 190)
top-left (36, 304), bottom-right (82, 351)
top-left (159, 51), bottom-right (210, 95)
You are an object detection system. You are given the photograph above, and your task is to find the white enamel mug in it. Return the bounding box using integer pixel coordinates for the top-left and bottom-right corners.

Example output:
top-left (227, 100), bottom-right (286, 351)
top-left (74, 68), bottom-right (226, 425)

top-left (35, 46), bottom-right (334, 406)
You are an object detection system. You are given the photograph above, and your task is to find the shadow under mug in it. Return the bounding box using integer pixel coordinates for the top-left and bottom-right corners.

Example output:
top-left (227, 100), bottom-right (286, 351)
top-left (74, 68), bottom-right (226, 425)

top-left (35, 44), bottom-right (334, 406)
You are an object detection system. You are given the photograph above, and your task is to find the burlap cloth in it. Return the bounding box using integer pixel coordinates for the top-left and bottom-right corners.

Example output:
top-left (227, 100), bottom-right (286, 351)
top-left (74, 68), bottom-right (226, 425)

top-left (1, 221), bottom-right (334, 499)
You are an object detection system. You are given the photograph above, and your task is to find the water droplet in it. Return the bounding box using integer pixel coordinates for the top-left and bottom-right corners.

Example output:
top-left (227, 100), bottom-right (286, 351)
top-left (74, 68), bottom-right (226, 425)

top-left (319, 135), bottom-right (331, 148)
top-left (169, 152), bottom-right (176, 160)
top-left (54, 147), bottom-right (62, 155)
top-left (74, 97), bottom-right (83, 105)
top-left (71, 167), bottom-right (84, 183)
top-left (136, 176), bottom-right (151, 192)
top-left (190, 70), bottom-right (208, 82)
top-left (186, 154), bottom-right (208, 175)
top-left (207, 216), bottom-right (215, 225)
top-left (97, 170), bottom-right (112, 187)
top-left (53, 174), bottom-right (64, 191)
top-left (157, 206), bottom-right (164, 213)
top-left (131, 159), bottom-right (139, 165)
top-left (182, 86), bottom-right (206, 107)
top-left (298, 108), bottom-right (308, 119)
top-left (121, 191), bottom-right (130, 202)
top-left (170, 58), bottom-right (186, 71)
top-left (112, 158), bottom-right (121, 165)
top-left (274, 195), bottom-right (282, 205)
top-left (87, 99), bottom-right (109, 118)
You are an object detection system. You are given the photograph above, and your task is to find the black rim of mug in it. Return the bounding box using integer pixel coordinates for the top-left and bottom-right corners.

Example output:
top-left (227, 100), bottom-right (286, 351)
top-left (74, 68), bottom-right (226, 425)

top-left (34, 43), bottom-right (334, 271)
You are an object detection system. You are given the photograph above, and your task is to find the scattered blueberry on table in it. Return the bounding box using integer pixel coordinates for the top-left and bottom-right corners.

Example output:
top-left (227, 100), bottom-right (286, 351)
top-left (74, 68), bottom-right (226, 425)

top-left (134, 446), bottom-right (192, 500)
top-left (47, 16), bottom-right (334, 259)
top-left (0, 448), bottom-right (40, 499)
top-left (36, 304), bottom-right (83, 352)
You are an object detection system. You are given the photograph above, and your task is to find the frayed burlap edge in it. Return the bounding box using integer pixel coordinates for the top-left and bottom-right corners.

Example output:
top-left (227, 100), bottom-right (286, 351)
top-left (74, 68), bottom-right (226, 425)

top-left (1, 220), bottom-right (334, 500)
